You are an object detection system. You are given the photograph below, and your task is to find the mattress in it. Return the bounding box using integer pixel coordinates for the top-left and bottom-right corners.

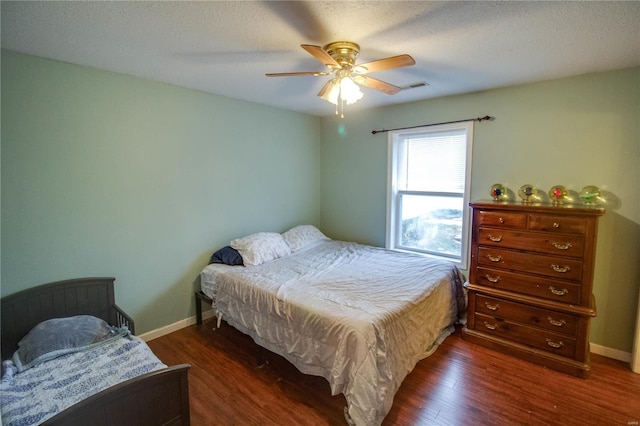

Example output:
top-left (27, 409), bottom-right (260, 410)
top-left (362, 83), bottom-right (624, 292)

top-left (200, 240), bottom-right (465, 425)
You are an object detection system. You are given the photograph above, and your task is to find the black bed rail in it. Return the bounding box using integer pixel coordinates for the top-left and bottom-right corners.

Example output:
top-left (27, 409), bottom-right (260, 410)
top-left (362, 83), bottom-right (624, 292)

top-left (113, 304), bottom-right (136, 335)
top-left (41, 364), bottom-right (191, 425)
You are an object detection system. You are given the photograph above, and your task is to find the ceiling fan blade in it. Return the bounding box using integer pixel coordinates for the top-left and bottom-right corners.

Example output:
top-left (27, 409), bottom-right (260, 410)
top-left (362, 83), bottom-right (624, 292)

top-left (317, 80), bottom-right (334, 97)
top-left (354, 75), bottom-right (402, 95)
top-left (301, 44), bottom-right (341, 69)
top-left (353, 54), bottom-right (415, 74)
top-left (266, 71), bottom-right (332, 77)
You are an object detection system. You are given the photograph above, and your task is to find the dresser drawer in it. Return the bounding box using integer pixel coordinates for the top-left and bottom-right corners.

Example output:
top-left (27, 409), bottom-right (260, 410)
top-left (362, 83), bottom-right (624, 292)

top-left (475, 294), bottom-right (578, 335)
top-left (478, 228), bottom-right (585, 257)
top-left (477, 247), bottom-right (583, 282)
top-left (475, 266), bottom-right (582, 304)
top-left (477, 210), bottom-right (527, 229)
top-left (474, 312), bottom-right (577, 358)
top-left (528, 214), bottom-right (587, 235)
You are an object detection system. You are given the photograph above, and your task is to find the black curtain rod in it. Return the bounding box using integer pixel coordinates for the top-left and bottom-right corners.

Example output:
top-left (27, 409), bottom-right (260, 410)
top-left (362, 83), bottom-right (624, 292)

top-left (371, 115), bottom-right (494, 135)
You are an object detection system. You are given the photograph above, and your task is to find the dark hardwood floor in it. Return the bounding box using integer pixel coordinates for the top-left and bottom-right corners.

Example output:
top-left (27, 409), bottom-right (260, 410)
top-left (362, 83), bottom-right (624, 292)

top-left (148, 320), bottom-right (640, 425)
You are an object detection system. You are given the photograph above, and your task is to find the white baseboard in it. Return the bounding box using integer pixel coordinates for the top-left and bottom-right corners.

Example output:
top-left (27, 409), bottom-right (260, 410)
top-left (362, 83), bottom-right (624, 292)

top-left (139, 309), bottom-right (215, 342)
top-left (590, 342), bottom-right (631, 363)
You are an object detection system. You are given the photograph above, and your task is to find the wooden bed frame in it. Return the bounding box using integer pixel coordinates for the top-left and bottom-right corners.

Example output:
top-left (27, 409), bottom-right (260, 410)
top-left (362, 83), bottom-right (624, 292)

top-left (1, 277), bottom-right (191, 426)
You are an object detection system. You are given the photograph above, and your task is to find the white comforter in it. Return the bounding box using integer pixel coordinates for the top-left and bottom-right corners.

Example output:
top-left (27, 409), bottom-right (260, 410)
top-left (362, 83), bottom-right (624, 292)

top-left (200, 240), bottom-right (465, 425)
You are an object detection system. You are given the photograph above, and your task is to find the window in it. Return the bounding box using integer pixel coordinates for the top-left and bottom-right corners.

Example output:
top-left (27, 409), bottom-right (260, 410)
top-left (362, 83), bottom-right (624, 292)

top-left (386, 121), bottom-right (474, 268)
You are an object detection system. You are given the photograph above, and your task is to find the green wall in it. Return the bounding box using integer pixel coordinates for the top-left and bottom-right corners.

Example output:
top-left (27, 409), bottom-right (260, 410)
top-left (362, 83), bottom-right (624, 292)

top-left (320, 67), bottom-right (640, 353)
top-left (1, 50), bottom-right (322, 333)
top-left (2, 49), bottom-right (638, 354)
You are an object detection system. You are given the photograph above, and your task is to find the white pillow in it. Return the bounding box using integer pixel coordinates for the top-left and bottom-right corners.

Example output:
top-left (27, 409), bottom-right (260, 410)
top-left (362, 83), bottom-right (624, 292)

top-left (230, 232), bottom-right (291, 266)
top-left (282, 225), bottom-right (329, 252)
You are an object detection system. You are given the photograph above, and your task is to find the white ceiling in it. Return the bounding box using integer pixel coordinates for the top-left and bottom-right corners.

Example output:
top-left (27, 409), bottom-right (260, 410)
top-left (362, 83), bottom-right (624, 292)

top-left (2, 1), bottom-right (639, 117)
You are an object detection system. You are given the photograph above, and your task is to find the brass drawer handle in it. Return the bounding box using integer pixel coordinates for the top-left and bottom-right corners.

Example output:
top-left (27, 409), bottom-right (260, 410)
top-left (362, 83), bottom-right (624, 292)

top-left (483, 321), bottom-right (498, 330)
top-left (546, 338), bottom-right (564, 349)
top-left (488, 234), bottom-right (503, 242)
top-left (551, 264), bottom-right (571, 273)
top-left (551, 241), bottom-right (572, 250)
top-left (487, 254), bottom-right (503, 262)
top-left (484, 302), bottom-right (500, 311)
top-left (547, 317), bottom-right (567, 327)
top-left (484, 274), bottom-right (501, 283)
top-left (499, 217), bottom-right (505, 224)
top-left (548, 286), bottom-right (569, 296)
top-left (553, 222), bottom-right (560, 228)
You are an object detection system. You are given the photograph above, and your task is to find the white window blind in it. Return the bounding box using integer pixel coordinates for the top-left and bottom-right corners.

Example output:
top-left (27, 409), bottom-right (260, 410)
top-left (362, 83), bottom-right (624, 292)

top-left (398, 129), bottom-right (467, 193)
top-left (386, 122), bottom-right (473, 268)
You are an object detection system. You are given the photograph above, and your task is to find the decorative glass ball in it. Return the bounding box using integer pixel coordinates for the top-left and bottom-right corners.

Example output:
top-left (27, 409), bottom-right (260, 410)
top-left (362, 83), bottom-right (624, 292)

top-left (579, 185), bottom-right (601, 205)
top-left (490, 184), bottom-right (506, 201)
top-left (548, 185), bottom-right (567, 204)
top-left (518, 184), bottom-right (537, 203)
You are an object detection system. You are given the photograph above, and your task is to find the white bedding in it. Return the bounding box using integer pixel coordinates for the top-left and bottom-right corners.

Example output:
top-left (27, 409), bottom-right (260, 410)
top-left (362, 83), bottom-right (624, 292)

top-left (200, 240), bottom-right (465, 426)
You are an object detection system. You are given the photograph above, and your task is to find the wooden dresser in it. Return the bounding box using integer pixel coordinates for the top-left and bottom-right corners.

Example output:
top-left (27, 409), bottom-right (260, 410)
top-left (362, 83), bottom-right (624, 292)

top-left (462, 201), bottom-right (604, 378)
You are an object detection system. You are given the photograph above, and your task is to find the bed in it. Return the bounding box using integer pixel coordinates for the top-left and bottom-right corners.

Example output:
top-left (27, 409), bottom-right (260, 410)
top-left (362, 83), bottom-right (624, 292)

top-left (198, 226), bottom-right (466, 426)
top-left (1, 277), bottom-right (191, 426)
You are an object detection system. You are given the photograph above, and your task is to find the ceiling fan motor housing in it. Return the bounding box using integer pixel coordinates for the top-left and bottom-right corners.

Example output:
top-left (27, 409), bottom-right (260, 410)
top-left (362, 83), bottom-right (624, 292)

top-left (323, 41), bottom-right (360, 69)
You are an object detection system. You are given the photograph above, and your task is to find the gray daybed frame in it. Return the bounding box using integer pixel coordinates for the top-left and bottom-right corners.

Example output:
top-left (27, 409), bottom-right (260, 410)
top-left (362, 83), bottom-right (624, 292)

top-left (1, 277), bottom-right (191, 426)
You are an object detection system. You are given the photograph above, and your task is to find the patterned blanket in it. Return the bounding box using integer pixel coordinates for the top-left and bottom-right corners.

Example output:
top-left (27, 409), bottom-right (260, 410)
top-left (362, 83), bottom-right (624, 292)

top-left (1, 335), bottom-right (166, 426)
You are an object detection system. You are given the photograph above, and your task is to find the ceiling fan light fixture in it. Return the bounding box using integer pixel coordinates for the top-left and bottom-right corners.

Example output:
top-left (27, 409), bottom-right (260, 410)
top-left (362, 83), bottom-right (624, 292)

top-left (320, 78), bottom-right (340, 105)
top-left (339, 77), bottom-right (363, 105)
top-left (320, 76), bottom-right (363, 118)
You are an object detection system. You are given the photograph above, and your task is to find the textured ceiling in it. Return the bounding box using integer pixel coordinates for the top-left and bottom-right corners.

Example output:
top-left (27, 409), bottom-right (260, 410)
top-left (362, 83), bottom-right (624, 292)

top-left (2, 1), bottom-right (639, 116)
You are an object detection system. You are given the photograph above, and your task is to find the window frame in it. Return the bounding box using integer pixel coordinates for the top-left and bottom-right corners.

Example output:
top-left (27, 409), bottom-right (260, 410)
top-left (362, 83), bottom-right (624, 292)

top-left (385, 121), bottom-right (474, 269)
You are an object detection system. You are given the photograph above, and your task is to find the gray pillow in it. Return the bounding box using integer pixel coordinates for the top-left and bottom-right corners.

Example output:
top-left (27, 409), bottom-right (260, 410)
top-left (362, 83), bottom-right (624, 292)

top-left (12, 315), bottom-right (129, 372)
top-left (209, 245), bottom-right (244, 265)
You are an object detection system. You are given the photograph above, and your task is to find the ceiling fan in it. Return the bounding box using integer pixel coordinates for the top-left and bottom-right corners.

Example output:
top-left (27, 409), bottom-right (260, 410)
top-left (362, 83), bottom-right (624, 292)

top-left (266, 41), bottom-right (420, 117)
